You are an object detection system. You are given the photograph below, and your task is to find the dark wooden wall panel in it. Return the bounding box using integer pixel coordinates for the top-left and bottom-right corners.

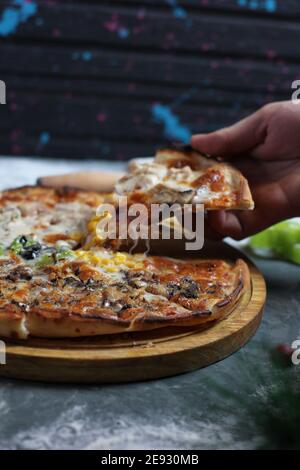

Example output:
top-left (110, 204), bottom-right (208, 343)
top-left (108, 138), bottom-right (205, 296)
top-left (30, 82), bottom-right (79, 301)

top-left (0, 0), bottom-right (299, 159)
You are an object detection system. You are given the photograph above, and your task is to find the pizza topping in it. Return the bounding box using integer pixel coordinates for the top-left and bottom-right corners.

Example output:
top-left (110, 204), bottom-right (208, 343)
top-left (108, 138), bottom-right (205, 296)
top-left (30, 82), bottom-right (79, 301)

top-left (0, 186), bottom-right (249, 338)
top-left (115, 163), bottom-right (167, 194)
top-left (0, 243), bottom-right (5, 257)
top-left (63, 276), bottom-right (84, 288)
top-left (116, 146), bottom-right (254, 210)
top-left (178, 276), bottom-right (200, 298)
top-left (35, 253), bottom-right (55, 267)
top-left (0, 188), bottom-right (99, 251)
top-left (10, 236), bottom-right (43, 260)
top-left (191, 169), bottom-right (224, 191)
top-left (6, 265), bottom-right (33, 281)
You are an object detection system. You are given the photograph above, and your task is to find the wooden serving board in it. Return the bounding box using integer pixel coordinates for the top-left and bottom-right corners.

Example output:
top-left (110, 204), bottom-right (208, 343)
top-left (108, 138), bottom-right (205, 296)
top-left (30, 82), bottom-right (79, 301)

top-left (0, 242), bottom-right (266, 383)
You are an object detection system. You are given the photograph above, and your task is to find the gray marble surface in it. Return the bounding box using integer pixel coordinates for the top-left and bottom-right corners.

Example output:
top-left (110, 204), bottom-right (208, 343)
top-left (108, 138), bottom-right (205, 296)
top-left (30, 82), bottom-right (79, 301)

top-left (0, 157), bottom-right (299, 450)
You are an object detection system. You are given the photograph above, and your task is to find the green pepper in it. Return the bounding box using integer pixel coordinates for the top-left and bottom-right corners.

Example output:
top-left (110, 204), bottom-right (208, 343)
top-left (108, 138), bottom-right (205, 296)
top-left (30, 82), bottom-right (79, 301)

top-left (24, 238), bottom-right (39, 247)
top-left (55, 249), bottom-right (74, 262)
top-left (10, 237), bottom-right (24, 254)
top-left (0, 243), bottom-right (5, 257)
top-left (36, 253), bottom-right (54, 267)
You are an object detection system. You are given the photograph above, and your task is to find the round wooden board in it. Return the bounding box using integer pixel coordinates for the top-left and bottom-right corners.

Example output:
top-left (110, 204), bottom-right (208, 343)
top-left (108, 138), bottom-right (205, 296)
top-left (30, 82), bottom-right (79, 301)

top-left (0, 242), bottom-right (266, 383)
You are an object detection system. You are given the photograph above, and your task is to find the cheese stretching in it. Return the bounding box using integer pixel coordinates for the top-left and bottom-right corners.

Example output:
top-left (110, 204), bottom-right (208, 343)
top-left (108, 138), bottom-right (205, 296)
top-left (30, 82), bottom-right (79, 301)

top-left (115, 145), bottom-right (254, 210)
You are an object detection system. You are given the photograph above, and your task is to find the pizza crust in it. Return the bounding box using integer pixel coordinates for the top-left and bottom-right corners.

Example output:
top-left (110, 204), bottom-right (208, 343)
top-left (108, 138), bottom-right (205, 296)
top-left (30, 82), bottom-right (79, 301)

top-left (0, 312), bottom-right (28, 339)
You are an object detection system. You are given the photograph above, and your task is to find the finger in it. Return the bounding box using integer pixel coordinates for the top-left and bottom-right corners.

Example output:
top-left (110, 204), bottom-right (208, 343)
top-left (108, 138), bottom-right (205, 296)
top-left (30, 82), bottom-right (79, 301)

top-left (204, 223), bottom-right (224, 241)
top-left (191, 108), bottom-right (266, 158)
top-left (207, 211), bottom-right (248, 240)
top-left (207, 180), bottom-right (293, 240)
top-left (37, 171), bottom-right (124, 193)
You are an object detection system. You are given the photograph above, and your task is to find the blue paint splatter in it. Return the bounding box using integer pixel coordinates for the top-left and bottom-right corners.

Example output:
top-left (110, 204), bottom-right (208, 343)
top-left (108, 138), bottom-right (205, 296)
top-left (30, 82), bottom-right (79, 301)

top-left (237, 0), bottom-right (277, 12)
top-left (173, 7), bottom-right (187, 18)
top-left (0, 0), bottom-right (38, 37)
top-left (39, 131), bottom-right (50, 147)
top-left (82, 51), bottom-right (93, 61)
top-left (152, 104), bottom-right (191, 143)
top-left (72, 51), bottom-right (93, 61)
top-left (118, 27), bottom-right (129, 39)
top-left (165, 0), bottom-right (187, 19)
top-left (265, 0), bottom-right (277, 12)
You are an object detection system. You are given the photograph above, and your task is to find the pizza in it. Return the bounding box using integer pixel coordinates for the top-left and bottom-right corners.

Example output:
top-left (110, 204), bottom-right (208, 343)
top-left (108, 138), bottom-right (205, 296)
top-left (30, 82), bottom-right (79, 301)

top-left (115, 145), bottom-right (254, 210)
top-left (0, 186), bottom-right (250, 339)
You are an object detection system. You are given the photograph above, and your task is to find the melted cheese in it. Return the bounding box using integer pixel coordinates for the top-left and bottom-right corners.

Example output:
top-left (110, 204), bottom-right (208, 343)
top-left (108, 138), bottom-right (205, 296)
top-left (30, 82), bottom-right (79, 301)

top-left (115, 162), bottom-right (204, 200)
top-left (75, 248), bottom-right (144, 275)
top-left (0, 201), bottom-right (93, 248)
top-left (115, 163), bottom-right (167, 194)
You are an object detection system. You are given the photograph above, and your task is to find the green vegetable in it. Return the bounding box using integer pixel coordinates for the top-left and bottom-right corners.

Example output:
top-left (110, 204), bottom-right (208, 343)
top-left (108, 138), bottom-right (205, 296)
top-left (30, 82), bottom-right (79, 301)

top-left (0, 243), bottom-right (5, 257)
top-left (249, 219), bottom-right (300, 265)
top-left (23, 238), bottom-right (38, 247)
top-left (10, 237), bottom-right (24, 254)
top-left (55, 249), bottom-right (74, 262)
top-left (35, 253), bottom-right (54, 267)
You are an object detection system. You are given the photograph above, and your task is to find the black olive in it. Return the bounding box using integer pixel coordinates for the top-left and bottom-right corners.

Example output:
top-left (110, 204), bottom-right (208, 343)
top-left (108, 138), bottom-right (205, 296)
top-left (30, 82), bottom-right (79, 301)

top-left (167, 281), bottom-right (180, 299)
top-left (206, 288), bottom-right (216, 294)
top-left (19, 236), bottom-right (28, 245)
top-left (84, 279), bottom-right (104, 291)
top-left (180, 276), bottom-right (199, 298)
top-left (6, 266), bottom-right (33, 281)
top-left (20, 242), bottom-right (42, 260)
top-left (63, 277), bottom-right (83, 288)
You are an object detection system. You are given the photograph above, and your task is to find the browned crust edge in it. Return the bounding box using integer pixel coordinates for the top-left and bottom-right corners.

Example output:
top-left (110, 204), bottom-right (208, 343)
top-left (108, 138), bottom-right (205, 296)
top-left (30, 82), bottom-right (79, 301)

top-left (0, 184), bottom-right (99, 198)
top-left (236, 174), bottom-right (255, 210)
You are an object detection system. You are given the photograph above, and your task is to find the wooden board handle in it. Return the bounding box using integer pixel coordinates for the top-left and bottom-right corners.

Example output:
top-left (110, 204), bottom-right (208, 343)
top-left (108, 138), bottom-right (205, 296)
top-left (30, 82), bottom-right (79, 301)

top-left (37, 171), bottom-right (124, 193)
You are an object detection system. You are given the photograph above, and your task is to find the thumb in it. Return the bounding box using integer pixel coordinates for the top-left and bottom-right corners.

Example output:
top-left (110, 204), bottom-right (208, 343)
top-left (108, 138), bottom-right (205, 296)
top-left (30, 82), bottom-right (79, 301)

top-left (191, 108), bottom-right (266, 158)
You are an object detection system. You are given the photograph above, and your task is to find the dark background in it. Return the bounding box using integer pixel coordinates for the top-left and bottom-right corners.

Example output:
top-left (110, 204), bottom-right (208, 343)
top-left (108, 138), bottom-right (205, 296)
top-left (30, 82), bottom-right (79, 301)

top-left (0, 0), bottom-right (299, 160)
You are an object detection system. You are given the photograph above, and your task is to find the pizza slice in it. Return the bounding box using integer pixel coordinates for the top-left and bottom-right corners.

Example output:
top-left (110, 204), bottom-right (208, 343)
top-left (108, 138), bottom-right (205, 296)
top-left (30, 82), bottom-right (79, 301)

top-left (115, 145), bottom-right (254, 210)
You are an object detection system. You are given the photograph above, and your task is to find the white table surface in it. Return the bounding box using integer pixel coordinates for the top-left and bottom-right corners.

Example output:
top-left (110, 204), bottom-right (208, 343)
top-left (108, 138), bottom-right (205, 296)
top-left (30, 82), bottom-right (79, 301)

top-left (0, 156), bottom-right (127, 190)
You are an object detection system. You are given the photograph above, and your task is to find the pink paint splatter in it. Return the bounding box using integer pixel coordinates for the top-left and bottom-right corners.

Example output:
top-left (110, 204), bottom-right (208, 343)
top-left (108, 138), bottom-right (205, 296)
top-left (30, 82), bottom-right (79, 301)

top-left (266, 49), bottom-right (276, 59)
top-left (97, 113), bottom-right (107, 123)
top-left (52, 28), bottom-right (61, 38)
top-left (103, 20), bottom-right (119, 33)
top-left (201, 43), bottom-right (211, 51)
top-left (137, 8), bottom-right (146, 20)
top-left (128, 83), bottom-right (136, 92)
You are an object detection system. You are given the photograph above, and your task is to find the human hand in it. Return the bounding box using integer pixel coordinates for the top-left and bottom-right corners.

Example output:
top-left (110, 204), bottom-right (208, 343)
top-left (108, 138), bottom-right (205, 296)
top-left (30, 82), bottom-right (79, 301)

top-left (191, 101), bottom-right (300, 240)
